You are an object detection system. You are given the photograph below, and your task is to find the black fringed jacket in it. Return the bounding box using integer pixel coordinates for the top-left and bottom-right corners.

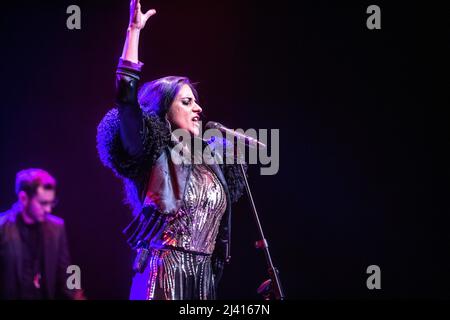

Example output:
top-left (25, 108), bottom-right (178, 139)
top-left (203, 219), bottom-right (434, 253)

top-left (96, 59), bottom-right (246, 281)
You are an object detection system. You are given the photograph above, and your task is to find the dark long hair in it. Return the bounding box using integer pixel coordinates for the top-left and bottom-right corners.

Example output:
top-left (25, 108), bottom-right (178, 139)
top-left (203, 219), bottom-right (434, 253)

top-left (138, 76), bottom-right (199, 118)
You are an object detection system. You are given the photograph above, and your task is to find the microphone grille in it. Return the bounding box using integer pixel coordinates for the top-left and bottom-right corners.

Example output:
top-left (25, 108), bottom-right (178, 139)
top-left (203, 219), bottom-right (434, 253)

top-left (205, 121), bottom-right (221, 129)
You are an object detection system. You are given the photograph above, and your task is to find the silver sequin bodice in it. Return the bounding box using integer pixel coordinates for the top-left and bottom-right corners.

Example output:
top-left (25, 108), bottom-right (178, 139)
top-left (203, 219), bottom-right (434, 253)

top-left (161, 164), bottom-right (227, 254)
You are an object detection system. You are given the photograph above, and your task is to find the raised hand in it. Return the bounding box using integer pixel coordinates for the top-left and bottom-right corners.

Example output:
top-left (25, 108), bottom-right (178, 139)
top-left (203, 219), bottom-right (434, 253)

top-left (128, 0), bottom-right (156, 30)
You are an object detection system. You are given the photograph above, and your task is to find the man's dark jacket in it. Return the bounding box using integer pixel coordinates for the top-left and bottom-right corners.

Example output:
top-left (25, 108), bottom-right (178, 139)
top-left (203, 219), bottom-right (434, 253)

top-left (0, 208), bottom-right (74, 299)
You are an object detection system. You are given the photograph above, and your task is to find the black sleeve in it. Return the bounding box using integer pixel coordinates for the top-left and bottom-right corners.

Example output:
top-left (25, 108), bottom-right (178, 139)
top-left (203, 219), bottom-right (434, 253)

top-left (116, 59), bottom-right (145, 158)
top-left (96, 60), bottom-right (171, 179)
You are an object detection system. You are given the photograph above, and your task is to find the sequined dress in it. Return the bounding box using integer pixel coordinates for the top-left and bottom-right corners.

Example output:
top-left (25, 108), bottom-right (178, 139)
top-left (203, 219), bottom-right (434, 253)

top-left (144, 164), bottom-right (227, 300)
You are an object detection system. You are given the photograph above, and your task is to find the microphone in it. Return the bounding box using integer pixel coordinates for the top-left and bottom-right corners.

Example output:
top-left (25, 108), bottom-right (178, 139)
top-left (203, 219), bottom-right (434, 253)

top-left (205, 121), bottom-right (267, 149)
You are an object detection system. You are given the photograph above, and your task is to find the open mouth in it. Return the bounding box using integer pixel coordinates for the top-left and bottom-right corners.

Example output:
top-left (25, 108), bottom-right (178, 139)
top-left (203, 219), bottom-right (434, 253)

top-left (192, 116), bottom-right (200, 123)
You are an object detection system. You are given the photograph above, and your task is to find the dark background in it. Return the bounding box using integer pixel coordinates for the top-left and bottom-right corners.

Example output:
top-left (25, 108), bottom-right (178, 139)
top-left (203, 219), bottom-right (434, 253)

top-left (0, 0), bottom-right (448, 299)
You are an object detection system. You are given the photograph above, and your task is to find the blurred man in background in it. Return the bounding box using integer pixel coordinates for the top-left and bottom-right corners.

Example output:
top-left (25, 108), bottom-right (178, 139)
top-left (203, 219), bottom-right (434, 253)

top-left (0, 168), bottom-right (83, 299)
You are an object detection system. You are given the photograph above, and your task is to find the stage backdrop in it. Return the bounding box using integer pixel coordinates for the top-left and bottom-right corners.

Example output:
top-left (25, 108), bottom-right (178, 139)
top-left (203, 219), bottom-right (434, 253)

top-left (0, 0), bottom-right (447, 299)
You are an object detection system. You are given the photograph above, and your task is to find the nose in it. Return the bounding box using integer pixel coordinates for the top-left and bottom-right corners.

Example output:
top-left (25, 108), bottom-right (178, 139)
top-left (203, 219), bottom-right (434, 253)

top-left (193, 102), bottom-right (202, 113)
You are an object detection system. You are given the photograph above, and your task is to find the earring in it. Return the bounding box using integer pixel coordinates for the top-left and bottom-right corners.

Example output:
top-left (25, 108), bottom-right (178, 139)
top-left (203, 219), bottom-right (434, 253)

top-left (165, 116), bottom-right (172, 133)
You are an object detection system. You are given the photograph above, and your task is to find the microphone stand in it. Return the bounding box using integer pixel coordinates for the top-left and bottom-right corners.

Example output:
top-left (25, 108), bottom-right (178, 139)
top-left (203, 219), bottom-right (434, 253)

top-left (238, 163), bottom-right (285, 300)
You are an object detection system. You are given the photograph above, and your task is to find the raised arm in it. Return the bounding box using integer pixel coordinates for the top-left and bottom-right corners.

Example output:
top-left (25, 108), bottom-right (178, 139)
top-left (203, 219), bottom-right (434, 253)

top-left (121, 0), bottom-right (156, 63)
top-left (117, 0), bottom-right (156, 157)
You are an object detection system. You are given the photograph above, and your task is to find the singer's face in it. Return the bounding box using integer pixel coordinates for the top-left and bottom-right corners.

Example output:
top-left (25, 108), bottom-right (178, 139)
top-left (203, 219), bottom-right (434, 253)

top-left (167, 84), bottom-right (203, 136)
